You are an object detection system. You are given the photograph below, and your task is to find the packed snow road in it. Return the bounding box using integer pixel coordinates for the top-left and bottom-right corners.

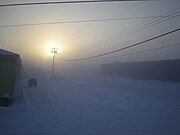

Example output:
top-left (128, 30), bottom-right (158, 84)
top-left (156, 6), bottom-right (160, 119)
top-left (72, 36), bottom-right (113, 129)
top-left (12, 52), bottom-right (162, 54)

top-left (0, 75), bottom-right (180, 135)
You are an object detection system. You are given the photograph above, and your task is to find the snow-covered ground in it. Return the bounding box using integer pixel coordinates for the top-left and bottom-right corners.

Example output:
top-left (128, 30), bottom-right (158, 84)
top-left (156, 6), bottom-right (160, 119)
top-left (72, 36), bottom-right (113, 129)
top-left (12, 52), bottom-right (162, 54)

top-left (0, 73), bottom-right (180, 135)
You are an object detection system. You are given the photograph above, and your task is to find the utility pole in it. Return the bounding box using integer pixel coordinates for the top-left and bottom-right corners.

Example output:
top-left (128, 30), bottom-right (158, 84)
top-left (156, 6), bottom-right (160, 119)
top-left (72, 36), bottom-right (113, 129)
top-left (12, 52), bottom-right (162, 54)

top-left (51, 48), bottom-right (58, 76)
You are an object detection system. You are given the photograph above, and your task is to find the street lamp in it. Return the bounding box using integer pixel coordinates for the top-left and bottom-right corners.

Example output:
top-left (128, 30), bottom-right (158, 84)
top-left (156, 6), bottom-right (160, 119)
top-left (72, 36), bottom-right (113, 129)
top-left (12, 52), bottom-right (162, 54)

top-left (51, 48), bottom-right (58, 76)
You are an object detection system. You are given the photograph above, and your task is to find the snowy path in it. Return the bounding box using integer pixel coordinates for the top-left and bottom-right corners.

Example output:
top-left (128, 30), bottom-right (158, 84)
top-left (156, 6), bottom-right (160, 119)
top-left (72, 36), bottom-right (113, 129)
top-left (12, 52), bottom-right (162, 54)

top-left (0, 75), bottom-right (180, 135)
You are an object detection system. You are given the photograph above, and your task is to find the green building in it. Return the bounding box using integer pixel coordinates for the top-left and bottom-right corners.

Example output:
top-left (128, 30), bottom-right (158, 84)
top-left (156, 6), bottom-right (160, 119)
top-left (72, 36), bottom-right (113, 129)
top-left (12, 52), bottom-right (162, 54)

top-left (0, 49), bottom-right (22, 106)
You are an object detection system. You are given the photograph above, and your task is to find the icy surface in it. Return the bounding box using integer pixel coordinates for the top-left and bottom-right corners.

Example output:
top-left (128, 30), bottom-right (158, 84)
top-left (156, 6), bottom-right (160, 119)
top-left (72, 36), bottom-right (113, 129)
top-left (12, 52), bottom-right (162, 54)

top-left (0, 74), bottom-right (180, 135)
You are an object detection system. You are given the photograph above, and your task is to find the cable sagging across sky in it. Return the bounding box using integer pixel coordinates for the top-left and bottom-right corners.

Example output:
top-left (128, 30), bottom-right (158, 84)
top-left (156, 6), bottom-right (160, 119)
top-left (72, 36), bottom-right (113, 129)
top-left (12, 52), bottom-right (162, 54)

top-left (58, 28), bottom-right (180, 61)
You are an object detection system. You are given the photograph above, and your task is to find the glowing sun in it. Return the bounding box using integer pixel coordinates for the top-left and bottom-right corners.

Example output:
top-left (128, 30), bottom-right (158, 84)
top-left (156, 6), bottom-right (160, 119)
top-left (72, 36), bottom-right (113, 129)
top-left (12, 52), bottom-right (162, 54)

top-left (44, 41), bottom-right (59, 57)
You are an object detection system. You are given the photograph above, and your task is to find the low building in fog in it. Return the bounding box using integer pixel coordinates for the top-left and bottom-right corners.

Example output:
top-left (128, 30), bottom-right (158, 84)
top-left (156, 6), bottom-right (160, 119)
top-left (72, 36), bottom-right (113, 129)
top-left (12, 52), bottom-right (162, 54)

top-left (0, 48), bottom-right (22, 106)
top-left (100, 59), bottom-right (180, 82)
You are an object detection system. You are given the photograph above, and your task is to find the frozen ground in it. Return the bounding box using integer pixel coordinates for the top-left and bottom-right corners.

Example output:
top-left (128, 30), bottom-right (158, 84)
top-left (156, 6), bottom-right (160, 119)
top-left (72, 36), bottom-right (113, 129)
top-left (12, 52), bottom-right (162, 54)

top-left (0, 73), bottom-right (180, 135)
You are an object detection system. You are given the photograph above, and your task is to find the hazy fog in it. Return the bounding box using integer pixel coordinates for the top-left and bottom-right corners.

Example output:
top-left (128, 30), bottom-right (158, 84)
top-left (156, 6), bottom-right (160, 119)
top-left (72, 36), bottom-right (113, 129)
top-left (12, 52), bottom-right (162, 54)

top-left (0, 0), bottom-right (180, 74)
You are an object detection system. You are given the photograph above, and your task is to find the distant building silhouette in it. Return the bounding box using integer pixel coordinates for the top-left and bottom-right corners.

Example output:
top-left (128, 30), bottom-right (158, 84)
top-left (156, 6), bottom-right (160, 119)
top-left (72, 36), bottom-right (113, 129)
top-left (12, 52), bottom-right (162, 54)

top-left (100, 59), bottom-right (180, 82)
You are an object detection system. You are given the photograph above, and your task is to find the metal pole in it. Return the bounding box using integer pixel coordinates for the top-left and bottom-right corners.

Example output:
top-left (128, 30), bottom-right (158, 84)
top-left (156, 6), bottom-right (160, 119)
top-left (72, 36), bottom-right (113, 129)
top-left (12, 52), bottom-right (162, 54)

top-left (51, 48), bottom-right (58, 76)
top-left (52, 54), bottom-right (55, 76)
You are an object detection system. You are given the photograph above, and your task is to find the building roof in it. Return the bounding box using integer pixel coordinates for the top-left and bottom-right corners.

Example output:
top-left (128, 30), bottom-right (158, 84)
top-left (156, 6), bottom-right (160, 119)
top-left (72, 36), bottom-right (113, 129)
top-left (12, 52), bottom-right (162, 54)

top-left (0, 48), bottom-right (20, 60)
top-left (0, 48), bottom-right (18, 55)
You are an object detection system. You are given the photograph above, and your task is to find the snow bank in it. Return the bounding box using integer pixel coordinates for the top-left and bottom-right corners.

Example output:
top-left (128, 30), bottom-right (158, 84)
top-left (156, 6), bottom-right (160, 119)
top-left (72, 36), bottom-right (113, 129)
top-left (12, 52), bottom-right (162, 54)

top-left (0, 71), bottom-right (180, 135)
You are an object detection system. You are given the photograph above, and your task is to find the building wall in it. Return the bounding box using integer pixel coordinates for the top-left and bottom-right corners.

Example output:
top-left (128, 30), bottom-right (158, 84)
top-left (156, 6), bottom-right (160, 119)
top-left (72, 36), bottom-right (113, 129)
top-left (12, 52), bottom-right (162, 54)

top-left (0, 59), bottom-right (19, 97)
top-left (100, 59), bottom-right (180, 82)
top-left (14, 58), bottom-right (22, 100)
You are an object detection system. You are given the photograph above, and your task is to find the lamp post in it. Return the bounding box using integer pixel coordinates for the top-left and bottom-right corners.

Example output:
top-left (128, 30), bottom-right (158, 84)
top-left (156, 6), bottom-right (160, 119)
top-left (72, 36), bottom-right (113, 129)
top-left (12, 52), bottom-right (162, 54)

top-left (51, 48), bottom-right (58, 76)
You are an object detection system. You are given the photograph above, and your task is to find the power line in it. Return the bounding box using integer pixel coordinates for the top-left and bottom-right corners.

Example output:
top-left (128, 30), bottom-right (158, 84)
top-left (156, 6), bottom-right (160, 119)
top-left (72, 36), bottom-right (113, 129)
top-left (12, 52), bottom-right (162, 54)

top-left (1, 15), bottom-right (177, 28)
top-left (69, 2), bottom-right (138, 52)
top-left (61, 43), bottom-right (180, 61)
top-left (72, 8), bottom-right (180, 54)
top-left (63, 2), bottom-right (125, 46)
top-left (78, 9), bottom-right (180, 53)
top-left (57, 28), bottom-right (180, 61)
top-left (103, 13), bottom-right (180, 46)
top-left (0, 0), bottom-right (124, 7)
top-left (98, 43), bottom-right (180, 60)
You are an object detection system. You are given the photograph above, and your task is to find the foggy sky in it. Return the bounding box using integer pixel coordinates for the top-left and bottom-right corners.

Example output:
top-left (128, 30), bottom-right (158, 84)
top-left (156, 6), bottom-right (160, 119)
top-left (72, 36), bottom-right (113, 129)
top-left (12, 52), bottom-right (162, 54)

top-left (0, 0), bottom-right (180, 70)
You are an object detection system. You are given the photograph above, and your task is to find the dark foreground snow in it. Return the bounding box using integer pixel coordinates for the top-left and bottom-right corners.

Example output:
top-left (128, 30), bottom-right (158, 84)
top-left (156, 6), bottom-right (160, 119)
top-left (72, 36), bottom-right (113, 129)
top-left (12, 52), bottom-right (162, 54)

top-left (0, 75), bottom-right (180, 135)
